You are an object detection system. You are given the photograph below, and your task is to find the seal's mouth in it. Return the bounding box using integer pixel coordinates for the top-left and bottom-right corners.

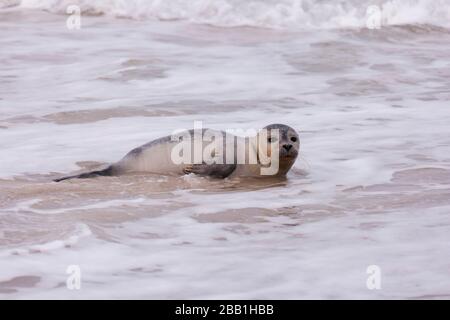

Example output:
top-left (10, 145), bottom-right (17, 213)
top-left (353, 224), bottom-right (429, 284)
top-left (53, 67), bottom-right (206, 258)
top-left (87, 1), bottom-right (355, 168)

top-left (278, 145), bottom-right (298, 160)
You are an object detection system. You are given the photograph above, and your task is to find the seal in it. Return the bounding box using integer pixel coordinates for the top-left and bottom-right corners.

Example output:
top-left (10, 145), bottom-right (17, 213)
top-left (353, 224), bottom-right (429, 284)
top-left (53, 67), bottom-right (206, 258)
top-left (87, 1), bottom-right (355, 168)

top-left (54, 124), bottom-right (299, 182)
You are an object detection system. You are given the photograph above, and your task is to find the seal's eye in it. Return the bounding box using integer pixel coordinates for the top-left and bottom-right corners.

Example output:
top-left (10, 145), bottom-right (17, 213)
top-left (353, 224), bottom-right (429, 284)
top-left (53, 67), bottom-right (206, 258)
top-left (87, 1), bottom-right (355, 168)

top-left (268, 137), bottom-right (277, 143)
top-left (290, 137), bottom-right (297, 142)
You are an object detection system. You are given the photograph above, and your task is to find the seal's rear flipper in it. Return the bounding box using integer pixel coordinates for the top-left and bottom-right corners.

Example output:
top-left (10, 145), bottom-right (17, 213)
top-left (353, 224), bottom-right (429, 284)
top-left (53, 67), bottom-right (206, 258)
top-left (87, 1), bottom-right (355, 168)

top-left (53, 166), bottom-right (115, 182)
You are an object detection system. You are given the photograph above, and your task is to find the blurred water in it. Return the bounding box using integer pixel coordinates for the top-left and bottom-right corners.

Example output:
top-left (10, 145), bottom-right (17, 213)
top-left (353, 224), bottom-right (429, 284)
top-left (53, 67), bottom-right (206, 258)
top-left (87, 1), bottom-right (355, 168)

top-left (0, 4), bottom-right (450, 299)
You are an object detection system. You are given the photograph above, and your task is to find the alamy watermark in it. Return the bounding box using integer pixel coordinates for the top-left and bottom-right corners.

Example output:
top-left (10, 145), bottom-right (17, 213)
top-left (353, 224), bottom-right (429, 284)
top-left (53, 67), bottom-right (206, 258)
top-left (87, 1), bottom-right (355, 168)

top-left (168, 122), bottom-right (290, 175)
top-left (366, 5), bottom-right (382, 29)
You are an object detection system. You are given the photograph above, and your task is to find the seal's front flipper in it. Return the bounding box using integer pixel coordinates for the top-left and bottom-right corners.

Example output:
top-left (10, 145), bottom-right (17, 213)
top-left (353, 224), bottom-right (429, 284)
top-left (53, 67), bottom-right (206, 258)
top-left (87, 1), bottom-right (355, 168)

top-left (183, 163), bottom-right (236, 178)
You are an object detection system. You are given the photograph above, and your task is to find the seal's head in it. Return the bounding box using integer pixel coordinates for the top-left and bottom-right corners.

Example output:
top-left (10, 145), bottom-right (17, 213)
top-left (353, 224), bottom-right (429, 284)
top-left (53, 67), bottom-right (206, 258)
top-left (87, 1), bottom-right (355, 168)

top-left (257, 124), bottom-right (300, 175)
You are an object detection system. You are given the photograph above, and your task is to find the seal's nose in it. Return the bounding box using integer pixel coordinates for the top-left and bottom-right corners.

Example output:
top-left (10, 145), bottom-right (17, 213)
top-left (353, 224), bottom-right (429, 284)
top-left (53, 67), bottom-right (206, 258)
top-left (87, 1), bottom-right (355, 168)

top-left (282, 144), bottom-right (293, 151)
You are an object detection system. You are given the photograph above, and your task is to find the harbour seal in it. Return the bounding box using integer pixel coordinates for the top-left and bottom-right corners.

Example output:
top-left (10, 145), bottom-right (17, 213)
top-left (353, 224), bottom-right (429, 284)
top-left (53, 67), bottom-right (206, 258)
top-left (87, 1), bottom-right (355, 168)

top-left (54, 124), bottom-right (299, 182)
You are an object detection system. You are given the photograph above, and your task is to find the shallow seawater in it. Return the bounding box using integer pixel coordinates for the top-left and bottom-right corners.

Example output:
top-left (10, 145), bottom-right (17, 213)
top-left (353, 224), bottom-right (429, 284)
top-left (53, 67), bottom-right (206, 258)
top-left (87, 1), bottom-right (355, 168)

top-left (1, 3), bottom-right (450, 299)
